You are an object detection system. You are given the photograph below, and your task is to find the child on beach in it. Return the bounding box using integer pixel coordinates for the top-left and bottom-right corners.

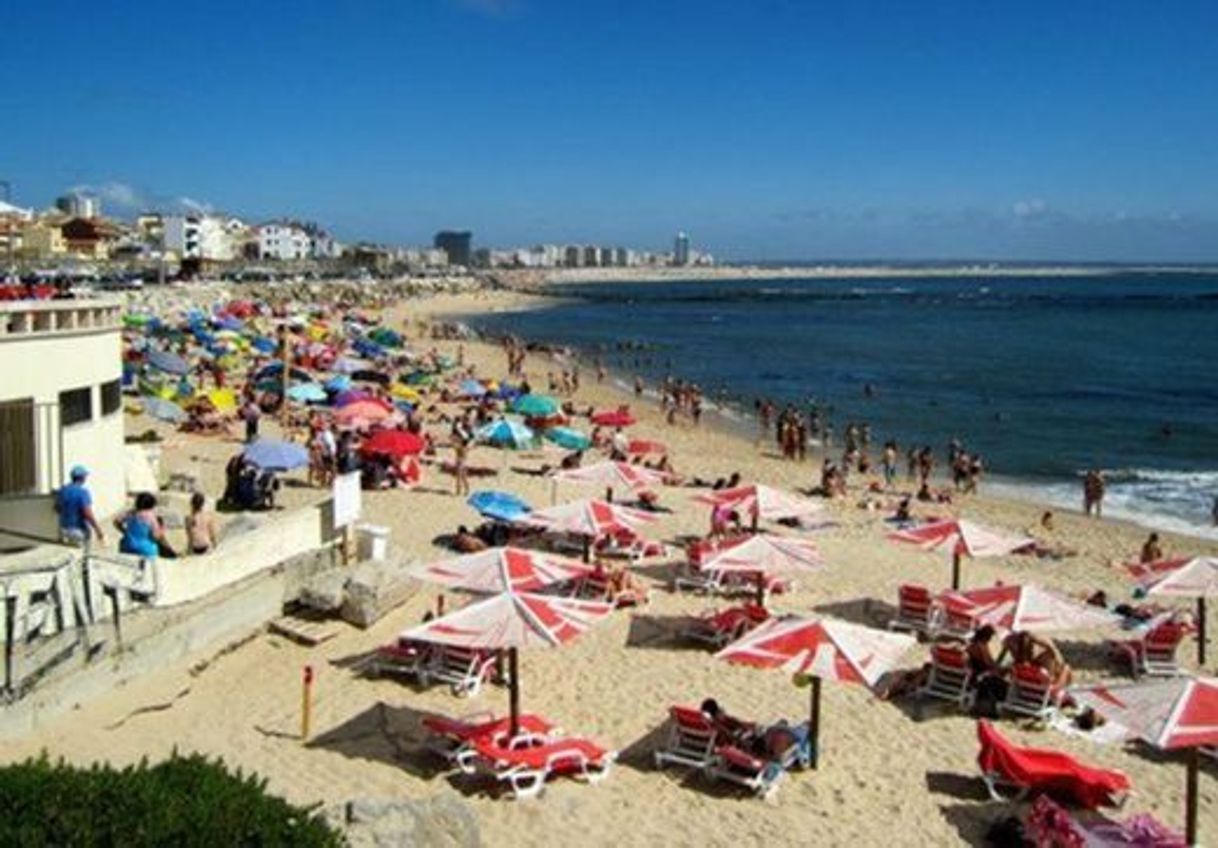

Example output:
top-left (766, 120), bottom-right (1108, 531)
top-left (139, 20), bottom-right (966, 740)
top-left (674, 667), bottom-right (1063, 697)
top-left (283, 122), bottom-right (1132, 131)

top-left (185, 492), bottom-right (218, 555)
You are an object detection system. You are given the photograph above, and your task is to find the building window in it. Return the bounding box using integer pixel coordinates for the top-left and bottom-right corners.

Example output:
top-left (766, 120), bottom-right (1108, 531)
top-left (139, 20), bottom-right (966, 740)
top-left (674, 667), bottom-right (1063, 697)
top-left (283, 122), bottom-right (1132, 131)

top-left (0, 399), bottom-right (37, 495)
top-left (101, 379), bottom-right (122, 416)
top-left (60, 386), bottom-right (92, 426)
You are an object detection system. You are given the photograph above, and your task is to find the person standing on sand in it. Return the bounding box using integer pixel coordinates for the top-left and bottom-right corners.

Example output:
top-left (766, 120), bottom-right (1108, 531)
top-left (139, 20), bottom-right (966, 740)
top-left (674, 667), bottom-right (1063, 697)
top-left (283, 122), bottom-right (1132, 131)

top-left (881, 441), bottom-right (898, 488)
top-left (453, 436), bottom-right (470, 497)
top-left (55, 465), bottom-right (105, 547)
top-left (1083, 469), bottom-right (1105, 517)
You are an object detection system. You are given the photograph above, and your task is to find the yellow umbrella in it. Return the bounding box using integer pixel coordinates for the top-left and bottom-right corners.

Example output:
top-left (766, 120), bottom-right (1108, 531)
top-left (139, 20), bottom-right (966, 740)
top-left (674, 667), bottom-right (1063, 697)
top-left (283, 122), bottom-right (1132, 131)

top-left (391, 384), bottom-right (422, 402)
top-left (206, 388), bottom-right (238, 413)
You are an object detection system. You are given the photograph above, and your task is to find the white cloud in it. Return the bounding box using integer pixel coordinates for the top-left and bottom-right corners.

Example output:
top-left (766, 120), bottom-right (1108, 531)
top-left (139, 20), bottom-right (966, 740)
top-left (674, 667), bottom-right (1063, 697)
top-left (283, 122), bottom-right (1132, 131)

top-left (70, 180), bottom-right (146, 210)
top-left (1011, 198), bottom-right (1049, 221)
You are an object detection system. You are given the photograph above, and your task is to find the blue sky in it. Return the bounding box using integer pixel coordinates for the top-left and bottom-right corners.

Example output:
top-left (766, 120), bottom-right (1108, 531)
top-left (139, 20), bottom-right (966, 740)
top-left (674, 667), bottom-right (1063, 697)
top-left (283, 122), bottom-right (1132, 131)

top-left (4, 0), bottom-right (1218, 261)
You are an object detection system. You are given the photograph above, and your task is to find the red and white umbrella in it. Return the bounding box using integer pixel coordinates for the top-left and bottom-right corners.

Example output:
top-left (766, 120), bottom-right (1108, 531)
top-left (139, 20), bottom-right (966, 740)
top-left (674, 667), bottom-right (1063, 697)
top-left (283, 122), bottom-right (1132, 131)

top-left (694, 483), bottom-right (822, 527)
top-left (716, 615), bottom-right (915, 766)
top-left (549, 460), bottom-right (666, 503)
top-left (1127, 556), bottom-right (1218, 665)
top-left (700, 534), bottom-right (825, 605)
top-left (521, 498), bottom-right (658, 560)
top-left (627, 439), bottom-right (667, 456)
top-left (398, 591), bottom-right (614, 734)
top-left (937, 583), bottom-right (1120, 634)
top-left (1070, 676), bottom-right (1218, 844)
top-left (408, 547), bottom-right (590, 595)
top-left (888, 518), bottom-right (1033, 589)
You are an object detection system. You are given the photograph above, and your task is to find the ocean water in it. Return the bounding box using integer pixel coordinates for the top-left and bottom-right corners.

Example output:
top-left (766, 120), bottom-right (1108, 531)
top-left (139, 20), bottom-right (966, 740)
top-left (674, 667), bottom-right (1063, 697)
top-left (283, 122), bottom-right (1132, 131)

top-left (469, 273), bottom-right (1218, 539)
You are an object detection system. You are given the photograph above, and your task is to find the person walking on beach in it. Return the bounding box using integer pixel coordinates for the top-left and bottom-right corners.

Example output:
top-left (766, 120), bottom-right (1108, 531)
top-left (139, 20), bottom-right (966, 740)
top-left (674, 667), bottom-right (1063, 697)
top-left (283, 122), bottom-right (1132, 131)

top-left (1083, 469), bottom-right (1105, 518)
top-left (453, 436), bottom-right (471, 497)
top-left (55, 465), bottom-right (105, 547)
top-left (240, 395), bottom-right (261, 443)
top-left (881, 441), bottom-right (898, 488)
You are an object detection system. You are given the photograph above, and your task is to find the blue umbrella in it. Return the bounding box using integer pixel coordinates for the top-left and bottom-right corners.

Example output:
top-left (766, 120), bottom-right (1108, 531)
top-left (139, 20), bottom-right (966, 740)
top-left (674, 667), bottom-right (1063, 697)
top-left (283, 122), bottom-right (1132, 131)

top-left (287, 383), bottom-right (327, 403)
top-left (251, 337), bottom-right (277, 354)
top-left (475, 418), bottom-right (536, 449)
top-left (242, 439), bottom-right (309, 471)
top-left (143, 396), bottom-right (188, 423)
top-left (544, 426), bottom-right (591, 451)
top-left (513, 394), bottom-right (559, 417)
top-left (148, 349), bottom-right (191, 376)
top-left (325, 374), bottom-right (352, 393)
top-left (458, 379), bottom-right (488, 398)
top-left (332, 357), bottom-right (368, 374)
top-left (215, 316), bottom-right (244, 332)
top-left (467, 490), bottom-right (532, 523)
top-left (255, 362), bottom-right (313, 383)
top-left (353, 338), bottom-right (384, 358)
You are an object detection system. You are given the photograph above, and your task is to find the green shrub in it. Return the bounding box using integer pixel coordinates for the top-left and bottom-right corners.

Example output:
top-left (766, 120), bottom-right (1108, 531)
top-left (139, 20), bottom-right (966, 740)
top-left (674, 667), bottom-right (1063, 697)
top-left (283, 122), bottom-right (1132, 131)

top-left (0, 752), bottom-right (344, 847)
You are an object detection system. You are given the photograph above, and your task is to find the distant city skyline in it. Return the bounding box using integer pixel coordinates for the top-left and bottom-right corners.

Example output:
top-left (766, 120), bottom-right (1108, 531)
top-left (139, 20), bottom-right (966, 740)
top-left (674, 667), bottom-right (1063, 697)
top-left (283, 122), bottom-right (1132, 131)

top-left (4, 1), bottom-right (1218, 262)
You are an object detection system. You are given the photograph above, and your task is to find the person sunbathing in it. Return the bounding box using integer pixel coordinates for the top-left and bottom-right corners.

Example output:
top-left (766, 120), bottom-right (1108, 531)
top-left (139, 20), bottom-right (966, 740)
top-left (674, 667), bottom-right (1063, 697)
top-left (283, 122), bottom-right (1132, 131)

top-left (1000, 630), bottom-right (1073, 688)
top-left (453, 525), bottom-right (488, 553)
top-left (699, 698), bottom-right (753, 747)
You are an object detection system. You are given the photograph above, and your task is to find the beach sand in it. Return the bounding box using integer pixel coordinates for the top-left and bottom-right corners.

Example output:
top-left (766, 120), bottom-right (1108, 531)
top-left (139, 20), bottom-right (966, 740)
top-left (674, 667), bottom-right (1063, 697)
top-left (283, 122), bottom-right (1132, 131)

top-left (4, 288), bottom-right (1215, 846)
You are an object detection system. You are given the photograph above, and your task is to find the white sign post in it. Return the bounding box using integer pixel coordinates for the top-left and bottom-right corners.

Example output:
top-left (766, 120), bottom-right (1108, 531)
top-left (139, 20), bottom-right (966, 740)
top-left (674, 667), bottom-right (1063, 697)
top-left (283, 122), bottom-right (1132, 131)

top-left (332, 471), bottom-right (362, 564)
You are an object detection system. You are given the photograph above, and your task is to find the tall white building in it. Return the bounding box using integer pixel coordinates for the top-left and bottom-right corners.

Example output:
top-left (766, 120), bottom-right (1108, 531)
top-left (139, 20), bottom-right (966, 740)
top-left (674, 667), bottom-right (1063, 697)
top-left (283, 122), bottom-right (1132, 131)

top-left (55, 193), bottom-right (101, 219)
top-left (673, 231), bottom-right (691, 266)
top-left (257, 223), bottom-right (310, 261)
top-left (163, 215), bottom-right (236, 262)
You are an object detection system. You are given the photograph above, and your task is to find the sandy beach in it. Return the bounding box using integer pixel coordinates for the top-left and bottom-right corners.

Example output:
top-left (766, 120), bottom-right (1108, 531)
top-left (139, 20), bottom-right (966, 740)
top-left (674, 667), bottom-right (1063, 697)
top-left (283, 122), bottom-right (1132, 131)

top-left (3, 287), bottom-right (1215, 847)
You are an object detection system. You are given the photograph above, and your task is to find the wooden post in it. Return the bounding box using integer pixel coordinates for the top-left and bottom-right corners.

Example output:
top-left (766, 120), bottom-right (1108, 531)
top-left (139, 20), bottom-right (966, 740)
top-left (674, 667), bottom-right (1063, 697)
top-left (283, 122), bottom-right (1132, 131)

top-left (755, 572), bottom-right (766, 608)
top-left (951, 551), bottom-right (962, 591)
top-left (1186, 746), bottom-right (1199, 846)
top-left (1197, 597), bottom-right (1207, 667)
top-left (508, 647), bottom-right (521, 739)
top-left (341, 524), bottom-right (353, 567)
top-left (605, 486), bottom-right (613, 504)
top-left (301, 664), bottom-right (314, 742)
top-left (809, 676), bottom-right (821, 769)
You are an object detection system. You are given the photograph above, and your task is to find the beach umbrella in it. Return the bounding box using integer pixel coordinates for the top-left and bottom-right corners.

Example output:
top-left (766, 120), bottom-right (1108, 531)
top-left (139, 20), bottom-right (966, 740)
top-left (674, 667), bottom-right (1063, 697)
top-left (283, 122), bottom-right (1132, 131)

top-left (332, 356), bottom-right (370, 374)
top-left (627, 439), bottom-right (667, 456)
top-left (457, 378), bottom-right (488, 398)
top-left (475, 418), bottom-right (536, 450)
top-left (147, 349), bottom-right (191, 376)
top-left (543, 426), bottom-right (591, 452)
top-left (590, 408), bottom-right (636, 427)
top-left (937, 583), bottom-right (1120, 634)
top-left (716, 616), bottom-right (916, 768)
top-left (251, 336), bottom-right (277, 354)
top-left (334, 400), bottom-right (394, 427)
top-left (397, 591), bottom-right (613, 736)
top-left (143, 396), bottom-right (188, 423)
top-left (888, 518), bottom-right (1034, 590)
top-left (402, 370), bottom-right (434, 386)
top-left (1127, 556), bottom-right (1218, 665)
top-left (215, 316), bottom-right (244, 332)
top-left (390, 384), bottom-right (422, 403)
top-left (359, 429), bottom-right (425, 459)
top-left (701, 533), bottom-right (826, 605)
top-left (467, 490), bottom-right (532, 523)
top-left (333, 389), bottom-right (375, 407)
top-left (513, 394), bottom-right (559, 417)
top-left (287, 383), bottom-right (327, 404)
top-left (324, 375), bottom-right (352, 393)
top-left (694, 483), bottom-right (822, 532)
top-left (243, 439), bottom-right (309, 471)
top-left (550, 460), bottom-right (665, 504)
top-left (255, 362), bottom-right (313, 383)
top-left (520, 498), bottom-right (658, 561)
top-left (352, 369), bottom-right (390, 386)
top-left (409, 547), bottom-right (590, 595)
top-left (205, 388), bottom-right (237, 413)
top-left (1070, 676), bottom-right (1218, 845)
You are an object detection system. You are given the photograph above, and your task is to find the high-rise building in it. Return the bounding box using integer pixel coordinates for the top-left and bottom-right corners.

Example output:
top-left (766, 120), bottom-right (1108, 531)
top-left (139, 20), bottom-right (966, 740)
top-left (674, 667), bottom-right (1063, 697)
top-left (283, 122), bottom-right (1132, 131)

top-left (434, 230), bottom-right (472, 267)
top-left (673, 231), bottom-right (691, 266)
top-left (55, 193), bottom-right (101, 219)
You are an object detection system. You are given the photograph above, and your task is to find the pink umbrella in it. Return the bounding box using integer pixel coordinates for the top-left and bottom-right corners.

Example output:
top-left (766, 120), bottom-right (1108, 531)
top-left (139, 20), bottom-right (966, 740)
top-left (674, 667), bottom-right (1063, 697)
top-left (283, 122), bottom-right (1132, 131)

top-left (700, 534), bottom-right (825, 605)
top-left (398, 591), bottom-right (614, 735)
top-left (1127, 556), bottom-right (1218, 665)
top-left (549, 460), bottom-right (666, 503)
top-left (521, 498), bottom-right (658, 561)
top-left (716, 615), bottom-right (915, 767)
top-left (409, 547), bottom-right (591, 595)
top-left (694, 483), bottom-right (821, 531)
top-left (937, 583), bottom-right (1120, 633)
top-left (334, 400), bottom-right (394, 427)
top-left (888, 518), bottom-right (1034, 589)
top-left (1071, 676), bottom-right (1218, 844)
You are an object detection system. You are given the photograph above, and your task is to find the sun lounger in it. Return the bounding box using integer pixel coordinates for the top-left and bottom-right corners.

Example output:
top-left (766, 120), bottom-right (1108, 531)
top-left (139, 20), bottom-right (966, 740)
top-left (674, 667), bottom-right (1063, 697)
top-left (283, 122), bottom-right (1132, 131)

top-left (653, 706), bottom-right (721, 770)
top-left (1106, 619), bottom-right (1190, 679)
top-left (999, 663), bottom-right (1062, 721)
top-left (976, 720), bottom-right (1130, 809)
top-left (916, 643), bottom-right (974, 711)
top-left (673, 563), bottom-right (790, 597)
top-left (422, 711), bottom-right (558, 772)
top-left (419, 646), bottom-right (502, 697)
top-left (933, 598), bottom-right (977, 641)
top-left (683, 604), bottom-right (770, 649)
top-left (708, 745), bottom-right (786, 798)
top-left (888, 583), bottom-right (938, 636)
top-left (370, 639), bottom-right (434, 680)
top-left (468, 733), bottom-right (617, 800)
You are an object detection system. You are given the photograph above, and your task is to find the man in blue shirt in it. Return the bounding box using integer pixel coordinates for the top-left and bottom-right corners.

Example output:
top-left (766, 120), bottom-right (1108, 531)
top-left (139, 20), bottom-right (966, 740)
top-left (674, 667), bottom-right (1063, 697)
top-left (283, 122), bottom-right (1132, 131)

top-left (55, 465), bottom-right (105, 546)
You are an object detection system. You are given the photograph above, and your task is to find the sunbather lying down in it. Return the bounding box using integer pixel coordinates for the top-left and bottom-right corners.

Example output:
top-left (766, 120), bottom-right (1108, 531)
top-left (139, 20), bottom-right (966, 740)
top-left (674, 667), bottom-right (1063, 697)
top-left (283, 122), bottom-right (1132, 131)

top-left (700, 699), bottom-right (813, 766)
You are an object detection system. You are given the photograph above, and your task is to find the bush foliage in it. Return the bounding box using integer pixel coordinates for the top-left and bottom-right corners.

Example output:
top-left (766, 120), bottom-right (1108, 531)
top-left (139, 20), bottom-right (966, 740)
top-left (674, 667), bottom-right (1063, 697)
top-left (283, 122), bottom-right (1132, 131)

top-left (0, 753), bottom-right (344, 847)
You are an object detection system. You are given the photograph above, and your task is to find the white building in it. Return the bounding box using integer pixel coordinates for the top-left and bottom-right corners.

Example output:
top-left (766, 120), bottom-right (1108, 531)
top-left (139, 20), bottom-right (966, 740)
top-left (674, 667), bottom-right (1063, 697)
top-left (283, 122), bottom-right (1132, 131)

top-left (163, 214), bottom-right (236, 262)
top-left (673, 232), bottom-right (691, 266)
top-left (55, 194), bottom-right (101, 220)
top-left (0, 300), bottom-right (126, 544)
top-left (309, 231), bottom-right (342, 260)
top-left (257, 223), bottom-right (310, 261)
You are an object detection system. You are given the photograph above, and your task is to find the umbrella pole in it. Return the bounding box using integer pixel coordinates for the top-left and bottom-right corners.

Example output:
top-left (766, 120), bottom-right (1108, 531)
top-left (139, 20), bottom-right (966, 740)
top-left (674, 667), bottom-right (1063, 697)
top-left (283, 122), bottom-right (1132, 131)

top-left (755, 573), bottom-right (766, 608)
top-left (1186, 746), bottom-right (1199, 846)
top-left (508, 647), bottom-right (520, 739)
top-left (950, 552), bottom-right (961, 591)
top-left (582, 536), bottom-right (591, 563)
top-left (809, 676), bottom-right (821, 770)
top-left (1197, 597), bottom-right (1207, 667)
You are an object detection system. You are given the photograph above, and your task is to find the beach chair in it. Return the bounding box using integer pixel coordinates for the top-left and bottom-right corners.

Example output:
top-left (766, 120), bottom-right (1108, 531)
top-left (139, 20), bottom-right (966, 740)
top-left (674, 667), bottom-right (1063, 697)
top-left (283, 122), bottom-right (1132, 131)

top-left (370, 639), bottom-right (434, 680)
top-left (683, 604), bottom-right (770, 649)
top-left (976, 720), bottom-right (1130, 809)
top-left (419, 646), bottom-right (501, 697)
top-left (707, 734), bottom-right (807, 799)
top-left (888, 584), bottom-right (938, 637)
top-left (468, 733), bottom-right (617, 800)
top-left (1106, 619), bottom-right (1190, 679)
top-left (999, 663), bottom-right (1061, 721)
top-left (916, 643), bottom-right (974, 711)
top-left (573, 570), bottom-right (648, 608)
top-left (422, 711), bottom-right (559, 772)
top-left (653, 706), bottom-right (721, 770)
top-left (932, 599), bottom-right (977, 641)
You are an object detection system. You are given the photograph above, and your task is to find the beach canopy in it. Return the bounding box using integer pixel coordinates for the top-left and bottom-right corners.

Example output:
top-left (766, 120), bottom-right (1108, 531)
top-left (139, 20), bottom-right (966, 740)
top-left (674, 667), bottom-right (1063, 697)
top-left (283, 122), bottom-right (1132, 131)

top-left (542, 426), bottom-right (591, 451)
top-left (937, 583), bottom-right (1120, 633)
top-left (408, 547), bottom-right (590, 595)
top-left (147, 349), bottom-right (191, 376)
top-left (513, 394), bottom-right (559, 417)
top-left (888, 518), bottom-right (1033, 589)
top-left (694, 483), bottom-right (822, 524)
top-left (1070, 676), bottom-right (1218, 844)
top-left (360, 429), bottom-right (425, 458)
top-left (1126, 556), bottom-right (1218, 664)
top-left (590, 408), bottom-right (636, 427)
top-left (467, 490), bottom-right (532, 523)
top-left (142, 396), bottom-right (187, 423)
top-left (242, 439), bottom-right (309, 471)
top-left (520, 498), bottom-right (657, 539)
top-left (475, 418), bottom-right (535, 449)
top-left (550, 460), bottom-right (665, 492)
top-left (716, 615), bottom-right (915, 767)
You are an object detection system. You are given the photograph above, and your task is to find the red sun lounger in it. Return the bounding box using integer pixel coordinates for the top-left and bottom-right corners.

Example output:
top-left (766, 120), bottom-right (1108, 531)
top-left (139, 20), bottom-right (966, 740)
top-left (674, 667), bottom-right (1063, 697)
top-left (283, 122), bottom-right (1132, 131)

top-left (422, 712), bottom-right (559, 771)
top-left (469, 734), bottom-right (617, 800)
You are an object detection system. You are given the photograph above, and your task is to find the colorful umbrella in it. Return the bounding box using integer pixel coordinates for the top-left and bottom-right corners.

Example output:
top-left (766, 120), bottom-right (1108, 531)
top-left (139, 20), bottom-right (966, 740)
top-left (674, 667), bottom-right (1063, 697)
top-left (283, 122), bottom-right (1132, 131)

top-left (694, 483), bottom-right (822, 531)
top-left (332, 356), bottom-right (370, 374)
top-left (590, 409), bottom-right (636, 427)
top-left (543, 426), bottom-right (590, 452)
top-left (458, 379), bottom-right (488, 398)
top-left (360, 429), bottom-right (425, 458)
top-left (333, 389), bottom-right (374, 407)
top-left (1071, 676), bottom-right (1218, 844)
top-left (334, 401), bottom-right (394, 427)
top-left (467, 490), bottom-right (532, 523)
top-left (520, 498), bottom-right (657, 560)
top-left (205, 388), bottom-right (237, 413)
top-left (397, 591), bottom-right (613, 735)
top-left (700, 533), bottom-right (825, 605)
top-left (627, 439), bottom-right (667, 456)
top-left (937, 583), bottom-right (1120, 633)
top-left (242, 439), bottom-right (309, 471)
top-left (409, 547), bottom-right (590, 595)
top-left (1127, 556), bottom-right (1218, 665)
top-left (716, 616), bottom-right (916, 767)
top-left (888, 518), bottom-right (1034, 589)
top-left (324, 375), bottom-right (352, 393)
top-left (287, 383), bottom-right (328, 403)
top-left (143, 396), bottom-right (188, 423)
top-left (550, 460), bottom-right (666, 503)
top-left (475, 418), bottom-right (536, 449)
top-left (513, 394), bottom-right (559, 417)
top-left (147, 349), bottom-right (191, 376)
